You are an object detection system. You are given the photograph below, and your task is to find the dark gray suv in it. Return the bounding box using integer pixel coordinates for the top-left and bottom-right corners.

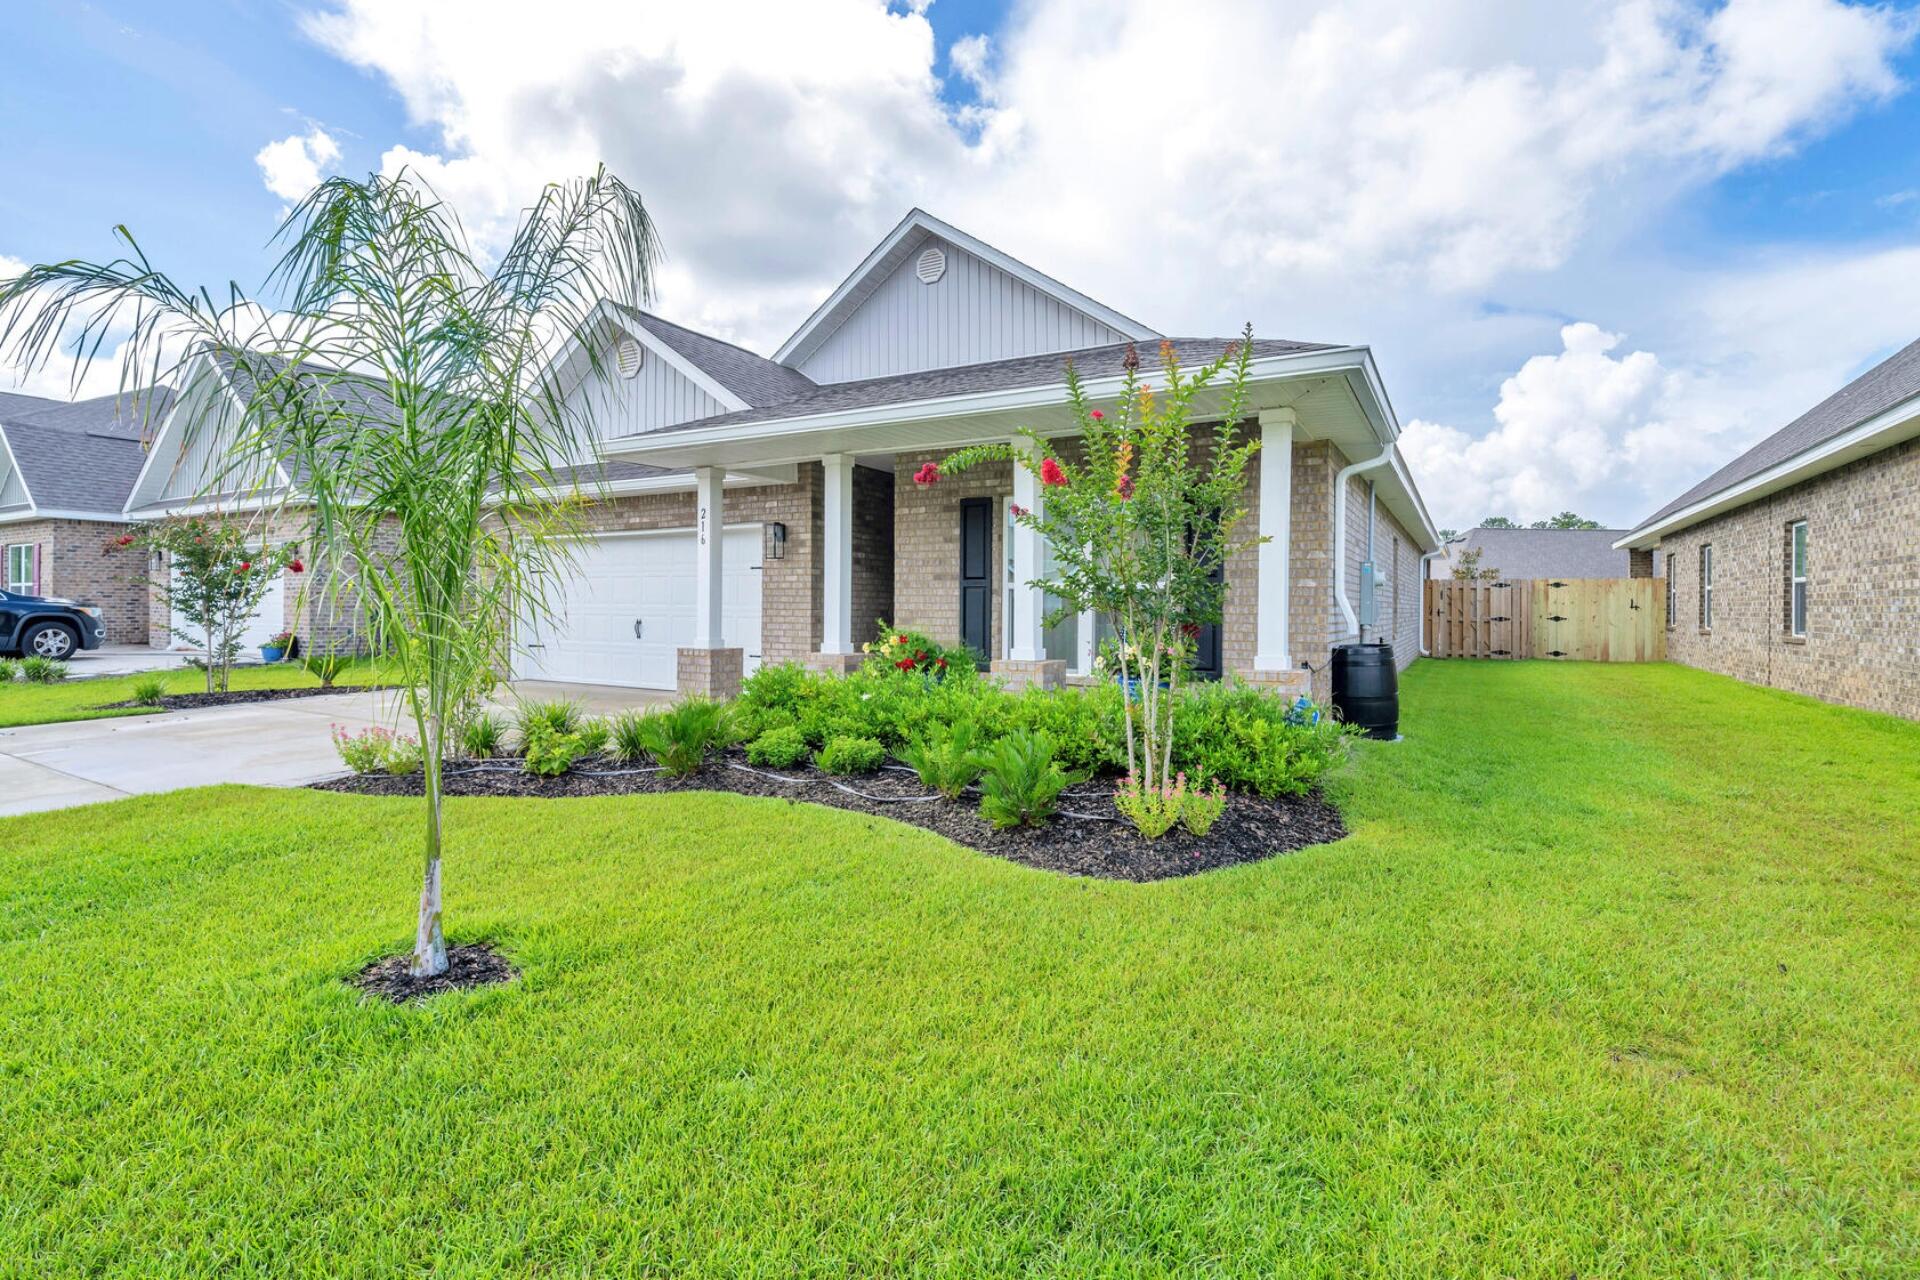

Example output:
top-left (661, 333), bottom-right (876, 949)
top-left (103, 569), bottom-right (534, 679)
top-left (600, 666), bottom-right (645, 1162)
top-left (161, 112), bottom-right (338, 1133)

top-left (0, 590), bottom-right (107, 660)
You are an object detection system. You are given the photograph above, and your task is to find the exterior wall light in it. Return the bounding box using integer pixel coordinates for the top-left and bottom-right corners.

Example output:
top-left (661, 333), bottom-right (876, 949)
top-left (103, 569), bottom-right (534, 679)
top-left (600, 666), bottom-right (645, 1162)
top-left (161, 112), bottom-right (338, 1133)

top-left (768, 522), bottom-right (787, 560)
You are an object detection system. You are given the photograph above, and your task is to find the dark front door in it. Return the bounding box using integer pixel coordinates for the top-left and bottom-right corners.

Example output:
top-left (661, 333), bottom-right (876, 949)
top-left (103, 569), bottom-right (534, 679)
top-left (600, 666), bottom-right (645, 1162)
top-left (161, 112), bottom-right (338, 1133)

top-left (1190, 556), bottom-right (1224, 681)
top-left (958, 498), bottom-right (994, 667)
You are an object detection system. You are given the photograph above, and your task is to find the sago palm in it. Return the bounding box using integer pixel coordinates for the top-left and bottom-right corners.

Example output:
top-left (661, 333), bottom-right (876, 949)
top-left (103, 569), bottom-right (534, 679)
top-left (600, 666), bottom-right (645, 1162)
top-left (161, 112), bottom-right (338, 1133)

top-left (0, 169), bottom-right (660, 977)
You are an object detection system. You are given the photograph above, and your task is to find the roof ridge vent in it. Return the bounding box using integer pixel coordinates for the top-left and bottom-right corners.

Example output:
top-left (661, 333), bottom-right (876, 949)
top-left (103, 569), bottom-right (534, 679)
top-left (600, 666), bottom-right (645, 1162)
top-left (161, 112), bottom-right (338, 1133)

top-left (915, 243), bottom-right (947, 285)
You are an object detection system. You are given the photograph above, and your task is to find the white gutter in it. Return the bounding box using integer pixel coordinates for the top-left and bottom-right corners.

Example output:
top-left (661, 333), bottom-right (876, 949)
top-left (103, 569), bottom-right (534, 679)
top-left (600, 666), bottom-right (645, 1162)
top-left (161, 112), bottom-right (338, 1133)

top-left (1416, 541), bottom-right (1458, 656)
top-left (1334, 445), bottom-right (1397, 640)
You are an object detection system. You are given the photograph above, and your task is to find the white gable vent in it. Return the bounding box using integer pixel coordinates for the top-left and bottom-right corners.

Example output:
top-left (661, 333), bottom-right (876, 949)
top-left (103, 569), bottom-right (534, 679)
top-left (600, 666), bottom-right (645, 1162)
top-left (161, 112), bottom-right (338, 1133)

top-left (915, 244), bottom-right (947, 284)
top-left (613, 335), bottom-right (644, 379)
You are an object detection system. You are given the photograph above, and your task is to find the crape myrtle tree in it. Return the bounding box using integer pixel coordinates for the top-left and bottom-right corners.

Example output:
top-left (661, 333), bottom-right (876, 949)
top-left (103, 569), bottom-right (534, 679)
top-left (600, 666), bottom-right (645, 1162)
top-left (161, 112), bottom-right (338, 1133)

top-left (126, 518), bottom-right (301, 692)
top-left (930, 333), bottom-right (1261, 805)
top-left (0, 168), bottom-right (659, 977)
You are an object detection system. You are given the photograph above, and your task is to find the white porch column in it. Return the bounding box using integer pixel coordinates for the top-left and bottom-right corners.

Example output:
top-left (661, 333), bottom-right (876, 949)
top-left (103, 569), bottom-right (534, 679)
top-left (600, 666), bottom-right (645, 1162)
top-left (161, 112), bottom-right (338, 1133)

top-left (693, 464), bottom-right (724, 650)
top-left (1009, 439), bottom-right (1047, 663)
top-left (821, 453), bottom-right (854, 654)
top-left (1254, 408), bottom-right (1297, 672)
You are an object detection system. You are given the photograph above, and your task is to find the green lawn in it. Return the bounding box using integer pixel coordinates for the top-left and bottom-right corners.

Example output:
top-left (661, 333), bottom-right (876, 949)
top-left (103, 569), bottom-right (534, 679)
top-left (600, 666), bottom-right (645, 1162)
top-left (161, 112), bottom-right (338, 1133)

top-left (2, 662), bottom-right (1915, 1276)
top-left (0, 659), bottom-right (390, 728)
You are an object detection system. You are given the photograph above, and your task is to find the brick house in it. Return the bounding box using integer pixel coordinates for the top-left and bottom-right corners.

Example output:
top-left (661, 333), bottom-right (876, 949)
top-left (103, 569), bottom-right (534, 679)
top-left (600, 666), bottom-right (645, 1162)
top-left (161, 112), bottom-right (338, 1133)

top-left (125, 210), bottom-right (1441, 699)
top-left (0, 387), bottom-right (170, 643)
top-left (1617, 337), bottom-right (1920, 719)
top-left (577, 211), bottom-right (1439, 701)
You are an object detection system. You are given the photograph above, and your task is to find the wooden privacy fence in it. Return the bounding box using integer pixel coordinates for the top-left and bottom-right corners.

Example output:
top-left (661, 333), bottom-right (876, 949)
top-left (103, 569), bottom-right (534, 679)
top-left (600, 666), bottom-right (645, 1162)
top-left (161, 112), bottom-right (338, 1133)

top-left (1424, 577), bottom-right (1666, 662)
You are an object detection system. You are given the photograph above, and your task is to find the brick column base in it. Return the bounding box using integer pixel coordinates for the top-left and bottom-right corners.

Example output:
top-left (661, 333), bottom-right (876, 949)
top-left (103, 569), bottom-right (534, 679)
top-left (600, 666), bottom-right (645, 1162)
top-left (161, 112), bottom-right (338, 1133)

top-left (804, 651), bottom-right (866, 677)
top-left (1245, 668), bottom-right (1312, 699)
top-left (990, 658), bottom-right (1068, 691)
top-left (676, 647), bottom-right (743, 700)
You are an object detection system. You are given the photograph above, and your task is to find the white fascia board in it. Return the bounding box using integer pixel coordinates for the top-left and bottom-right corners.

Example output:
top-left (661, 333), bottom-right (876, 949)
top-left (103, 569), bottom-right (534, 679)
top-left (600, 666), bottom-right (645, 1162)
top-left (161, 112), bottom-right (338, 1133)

top-left (0, 427), bottom-right (36, 516)
top-left (605, 346), bottom-right (1381, 459)
top-left (0, 508), bottom-right (130, 525)
top-left (546, 301), bottom-right (751, 413)
top-left (1613, 394), bottom-right (1920, 550)
top-left (513, 465), bottom-right (794, 505)
top-left (773, 208), bottom-right (1160, 367)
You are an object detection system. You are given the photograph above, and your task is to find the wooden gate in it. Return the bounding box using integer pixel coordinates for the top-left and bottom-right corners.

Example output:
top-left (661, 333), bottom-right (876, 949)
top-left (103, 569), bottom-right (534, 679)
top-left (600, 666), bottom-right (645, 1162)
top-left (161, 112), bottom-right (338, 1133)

top-left (1424, 578), bottom-right (1664, 661)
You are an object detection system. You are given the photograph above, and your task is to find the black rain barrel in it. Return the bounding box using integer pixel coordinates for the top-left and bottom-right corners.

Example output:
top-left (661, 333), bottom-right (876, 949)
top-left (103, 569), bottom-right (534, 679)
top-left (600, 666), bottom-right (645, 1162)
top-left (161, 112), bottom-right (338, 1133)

top-left (1331, 643), bottom-right (1398, 740)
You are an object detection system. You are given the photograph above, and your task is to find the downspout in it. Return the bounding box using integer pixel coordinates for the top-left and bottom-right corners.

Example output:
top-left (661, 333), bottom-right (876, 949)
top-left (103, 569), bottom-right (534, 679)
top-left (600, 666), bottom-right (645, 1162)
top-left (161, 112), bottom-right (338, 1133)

top-left (1417, 545), bottom-right (1450, 655)
top-left (1333, 445), bottom-right (1396, 641)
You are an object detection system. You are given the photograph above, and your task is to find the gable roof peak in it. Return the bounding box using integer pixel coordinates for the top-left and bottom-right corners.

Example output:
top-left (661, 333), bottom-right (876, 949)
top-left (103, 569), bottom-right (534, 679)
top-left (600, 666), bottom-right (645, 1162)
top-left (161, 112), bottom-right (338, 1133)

top-left (773, 207), bottom-right (1159, 369)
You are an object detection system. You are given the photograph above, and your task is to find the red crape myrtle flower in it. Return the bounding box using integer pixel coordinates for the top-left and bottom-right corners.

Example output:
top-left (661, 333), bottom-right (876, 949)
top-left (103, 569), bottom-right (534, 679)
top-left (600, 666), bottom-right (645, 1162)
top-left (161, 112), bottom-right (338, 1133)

top-left (236, 561), bottom-right (251, 573)
top-left (288, 559), bottom-right (305, 573)
top-left (913, 461), bottom-right (940, 487)
top-left (1089, 409), bottom-right (1104, 421)
top-left (1039, 457), bottom-right (1066, 487)
top-left (1009, 503), bottom-right (1028, 518)
top-left (1116, 474), bottom-right (1134, 500)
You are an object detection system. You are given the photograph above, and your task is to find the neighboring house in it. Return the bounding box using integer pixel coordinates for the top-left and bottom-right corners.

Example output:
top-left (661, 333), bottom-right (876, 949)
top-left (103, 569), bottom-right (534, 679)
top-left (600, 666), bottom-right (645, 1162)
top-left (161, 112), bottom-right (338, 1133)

top-left (559, 209), bottom-right (1440, 701)
top-left (0, 387), bottom-right (171, 642)
top-left (1617, 337), bottom-right (1920, 719)
top-left (1428, 526), bottom-right (1632, 580)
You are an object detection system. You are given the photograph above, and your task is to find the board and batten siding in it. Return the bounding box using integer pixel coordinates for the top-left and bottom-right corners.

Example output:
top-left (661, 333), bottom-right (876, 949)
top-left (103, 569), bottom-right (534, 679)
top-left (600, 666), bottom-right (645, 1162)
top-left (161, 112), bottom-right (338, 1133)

top-left (572, 343), bottom-right (731, 439)
top-left (797, 237), bottom-right (1131, 385)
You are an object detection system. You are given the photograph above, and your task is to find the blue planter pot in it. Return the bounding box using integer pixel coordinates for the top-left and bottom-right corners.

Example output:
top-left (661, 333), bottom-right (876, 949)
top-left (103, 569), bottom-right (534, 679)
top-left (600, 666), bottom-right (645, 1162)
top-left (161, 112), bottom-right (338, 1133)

top-left (1115, 675), bottom-right (1171, 703)
top-left (260, 645), bottom-right (287, 664)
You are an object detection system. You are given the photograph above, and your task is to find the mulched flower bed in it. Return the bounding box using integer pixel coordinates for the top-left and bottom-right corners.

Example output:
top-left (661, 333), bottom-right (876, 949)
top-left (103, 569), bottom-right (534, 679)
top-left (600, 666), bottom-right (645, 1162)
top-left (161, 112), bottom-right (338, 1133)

top-left (312, 751), bottom-right (1347, 882)
top-left (96, 686), bottom-right (353, 712)
top-left (348, 942), bottom-right (517, 1003)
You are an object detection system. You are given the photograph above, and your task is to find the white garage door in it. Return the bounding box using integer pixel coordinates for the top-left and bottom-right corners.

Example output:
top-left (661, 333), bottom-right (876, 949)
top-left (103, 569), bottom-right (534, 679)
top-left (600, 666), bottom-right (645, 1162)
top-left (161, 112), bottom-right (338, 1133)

top-left (170, 563), bottom-right (287, 654)
top-left (518, 526), bottom-right (763, 689)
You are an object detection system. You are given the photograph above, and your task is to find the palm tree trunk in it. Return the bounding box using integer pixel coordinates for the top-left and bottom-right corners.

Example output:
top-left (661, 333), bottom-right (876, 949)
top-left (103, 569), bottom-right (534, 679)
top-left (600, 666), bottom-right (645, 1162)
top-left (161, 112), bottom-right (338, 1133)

top-left (410, 711), bottom-right (449, 978)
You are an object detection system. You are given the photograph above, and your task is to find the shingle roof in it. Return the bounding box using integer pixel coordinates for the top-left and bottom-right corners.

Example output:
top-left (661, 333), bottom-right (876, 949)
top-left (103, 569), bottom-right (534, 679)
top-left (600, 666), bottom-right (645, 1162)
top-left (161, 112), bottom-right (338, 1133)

top-left (0, 390), bottom-right (61, 421)
top-left (0, 387), bottom-right (174, 515)
top-left (626, 336), bottom-right (1334, 437)
top-left (617, 308), bottom-right (816, 407)
top-left (1630, 336), bottom-right (1920, 536)
top-left (1438, 527), bottom-right (1632, 579)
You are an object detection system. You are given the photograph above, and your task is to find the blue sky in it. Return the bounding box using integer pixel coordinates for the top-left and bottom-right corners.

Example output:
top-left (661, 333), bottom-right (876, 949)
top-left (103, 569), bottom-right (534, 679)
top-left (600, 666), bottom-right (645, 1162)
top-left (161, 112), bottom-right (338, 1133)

top-left (4, 0), bottom-right (1918, 529)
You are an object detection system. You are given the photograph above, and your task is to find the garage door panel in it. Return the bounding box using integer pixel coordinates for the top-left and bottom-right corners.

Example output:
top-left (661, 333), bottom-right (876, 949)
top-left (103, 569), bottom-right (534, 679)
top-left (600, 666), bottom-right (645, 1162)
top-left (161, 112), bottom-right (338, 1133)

top-left (518, 527), bottom-right (762, 689)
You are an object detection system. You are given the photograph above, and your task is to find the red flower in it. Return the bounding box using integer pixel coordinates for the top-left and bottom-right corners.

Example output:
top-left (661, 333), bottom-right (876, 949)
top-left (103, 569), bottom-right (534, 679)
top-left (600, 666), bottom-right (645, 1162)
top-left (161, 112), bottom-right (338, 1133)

top-left (1010, 503), bottom-right (1028, 518)
top-left (288, 559), bottom-right (305, 574)
top-left (895, 634), bottom-right (908, 645)
top-left (1089, 409), bottom-right (1104, 421)
top-left (913, 650), bottom-right (925, 662)
top-left (1181, 622), bottom-right (1201, 639)
top-left (1039, 457), bottom-right (1066, 487)
top-left (1116, 474), bottom-right (1134, 500)
top-left (935, 657), bottom-right (948, 669)
top-left (895, 657), bottom-right (915, 671)
top-left (116, 534), bottom-right (135, 546)
top-left (236, 561), bottom-right (251, 573)
top-left (913, 461), bottom-right (941, 487)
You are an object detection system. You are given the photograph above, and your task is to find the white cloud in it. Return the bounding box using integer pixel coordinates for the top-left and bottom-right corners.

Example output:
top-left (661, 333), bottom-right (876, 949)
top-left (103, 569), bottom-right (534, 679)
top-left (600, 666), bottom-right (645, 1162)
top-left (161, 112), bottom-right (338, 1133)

top-left (255, 125), bottom-right (342, 202)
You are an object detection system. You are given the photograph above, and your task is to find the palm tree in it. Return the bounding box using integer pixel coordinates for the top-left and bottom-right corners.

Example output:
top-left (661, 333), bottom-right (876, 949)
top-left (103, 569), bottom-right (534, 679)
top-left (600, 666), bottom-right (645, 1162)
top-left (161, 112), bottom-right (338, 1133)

top-left (0, 169), bottom-right (659, 977)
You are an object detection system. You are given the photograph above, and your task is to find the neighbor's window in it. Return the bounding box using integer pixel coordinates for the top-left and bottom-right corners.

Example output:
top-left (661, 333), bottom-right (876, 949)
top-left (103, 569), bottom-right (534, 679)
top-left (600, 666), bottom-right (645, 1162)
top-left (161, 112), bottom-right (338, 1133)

top-left (1788, 520), bottom-right (1808, 638)
top-left (5, 544), bottom-right (32, 594)
top-left (1699, 543), bottom-right (1713, 629)
top-left (1665, 552), bottom-right (1677, 629)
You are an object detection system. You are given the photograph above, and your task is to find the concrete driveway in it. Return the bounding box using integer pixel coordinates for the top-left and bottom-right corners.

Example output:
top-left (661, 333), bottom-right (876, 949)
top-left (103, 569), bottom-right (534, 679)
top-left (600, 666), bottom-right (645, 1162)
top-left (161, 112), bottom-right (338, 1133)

top-left (64, 644), bottom-right (199, 678)
top-left (0, 688), bottom-right (405, 817)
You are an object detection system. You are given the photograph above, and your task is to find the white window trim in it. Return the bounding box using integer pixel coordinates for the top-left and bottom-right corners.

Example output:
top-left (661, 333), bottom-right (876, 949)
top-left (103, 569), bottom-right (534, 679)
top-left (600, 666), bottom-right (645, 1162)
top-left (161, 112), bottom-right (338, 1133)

top-left (5, 543), bottom-right (33, 595)
top-left (1701, 543), bottom-right (1714, 630)
top-left (1789, 520), bottom-right (1808, 638)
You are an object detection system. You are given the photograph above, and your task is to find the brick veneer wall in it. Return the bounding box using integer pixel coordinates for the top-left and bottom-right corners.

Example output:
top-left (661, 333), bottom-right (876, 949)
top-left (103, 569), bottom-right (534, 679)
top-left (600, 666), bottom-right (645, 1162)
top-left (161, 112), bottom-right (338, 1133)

top-left (850, 464), bottom-right (895, 645)
top-left (1654, 436), bottom-right (1918, 719)
top-left (893, 449), bottom-right (1013, 650)
top-left (2, 518), bottom-right (148, 643)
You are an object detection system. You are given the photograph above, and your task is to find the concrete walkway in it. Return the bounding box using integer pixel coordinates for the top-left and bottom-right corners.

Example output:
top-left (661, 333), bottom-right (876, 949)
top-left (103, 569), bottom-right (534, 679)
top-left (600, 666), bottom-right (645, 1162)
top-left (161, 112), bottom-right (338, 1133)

top-left (64, 644), bottom-right (199, 678)
top-left (0, 688), bottom-right (405, 818)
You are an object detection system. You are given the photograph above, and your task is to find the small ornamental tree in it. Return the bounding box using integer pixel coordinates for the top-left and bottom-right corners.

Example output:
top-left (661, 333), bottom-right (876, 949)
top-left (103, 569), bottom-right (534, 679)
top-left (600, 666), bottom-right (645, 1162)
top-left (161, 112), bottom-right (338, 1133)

top-left (122, 519), bottom-right (299, 692)
top-left (933, 332), bottom-right (1262, 800)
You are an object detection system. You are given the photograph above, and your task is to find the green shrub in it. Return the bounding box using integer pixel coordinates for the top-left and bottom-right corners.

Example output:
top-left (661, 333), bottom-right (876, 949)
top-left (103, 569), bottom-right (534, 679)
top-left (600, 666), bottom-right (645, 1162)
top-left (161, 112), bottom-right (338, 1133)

top-left (1173, 683), bottom-right (1353, 797)
top-left (131, 675), bottom-right (168, 707)
top-left (746, 725), bottom-right (809, 769)
top-left (303, 653), bottom-right (347, 688)
top-left (974, 730), bottom-right (1085, 829)
top-left (0, 658), bottom-right (17, 683)
top-left (575, 717), bottom-right (611, 757)
top-left (1006, 683), bottom-right (1126, 774)
top-left (1113, 771), bottom-right (1185, 839)
top-left (898, 720), bottom-right (984, 798)
top-left (330, 725), bottom-right (414, 775)
top-left (1180, 778), bottom-right (1229, 837)
top-left (460, 710), bottom-right (507, 759)
top-left (815, 734), bottom-right (886, 776)
top-left (637, 699), bottom-right (739, 776)
top-left (607, 710), bottom-right (651, 765)
top-left (521, 722), bottom-right (586, 777)
top-left (514, 697), bottom-right (582, 747)
top-left (866, 620), bottom-right (971, 678)
top-left (20, 656), bottom-right (68, 683)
